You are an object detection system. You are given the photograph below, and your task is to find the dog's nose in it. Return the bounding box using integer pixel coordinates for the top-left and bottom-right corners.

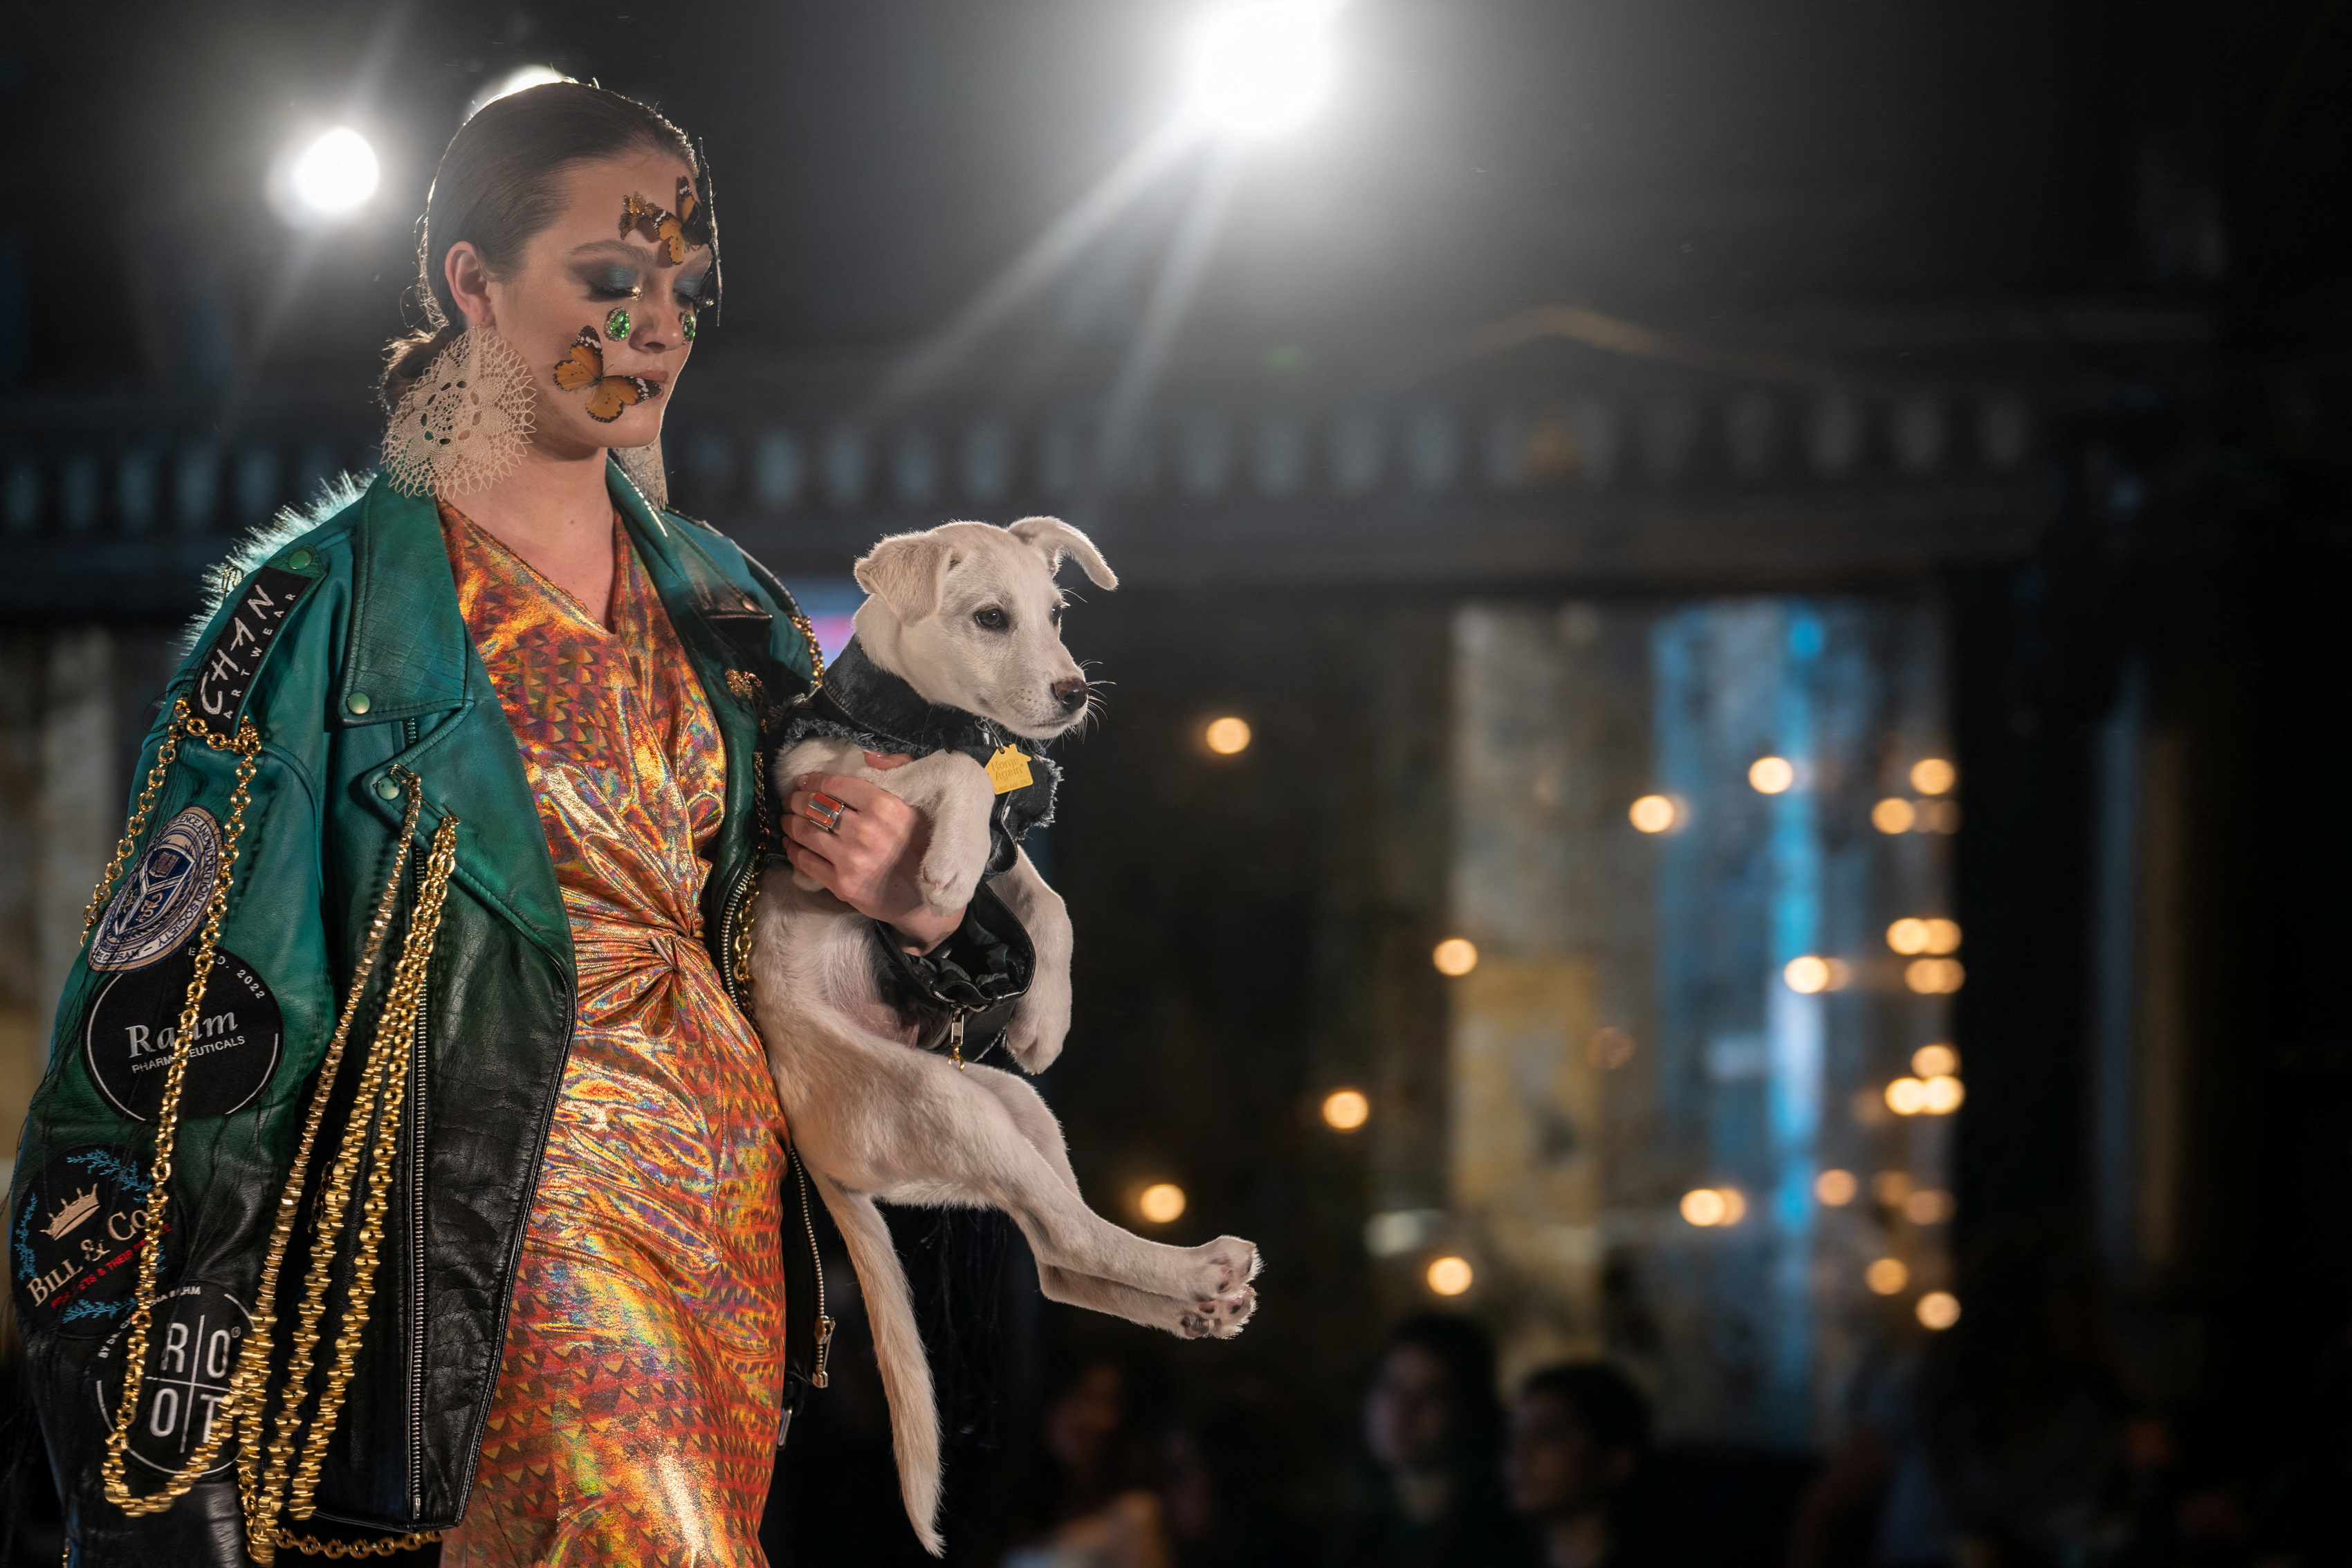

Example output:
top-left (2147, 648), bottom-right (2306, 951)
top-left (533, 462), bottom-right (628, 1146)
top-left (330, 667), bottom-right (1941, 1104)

top-left (1051, 676), bottom-right (1089, 712)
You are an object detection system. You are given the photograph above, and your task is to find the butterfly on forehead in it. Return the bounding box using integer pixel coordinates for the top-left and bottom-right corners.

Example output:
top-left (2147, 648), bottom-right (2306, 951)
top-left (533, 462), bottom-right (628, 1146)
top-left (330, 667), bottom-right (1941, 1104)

top-left (553, 327), bottom-right (659, 423)
top-left (619, 177), bottom-right (711, 266)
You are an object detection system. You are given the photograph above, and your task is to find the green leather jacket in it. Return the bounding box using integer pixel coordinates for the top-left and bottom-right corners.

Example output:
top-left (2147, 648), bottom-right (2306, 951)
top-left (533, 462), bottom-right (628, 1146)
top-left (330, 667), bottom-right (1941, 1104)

top-left (13, 465), bottom-right (829, 1560)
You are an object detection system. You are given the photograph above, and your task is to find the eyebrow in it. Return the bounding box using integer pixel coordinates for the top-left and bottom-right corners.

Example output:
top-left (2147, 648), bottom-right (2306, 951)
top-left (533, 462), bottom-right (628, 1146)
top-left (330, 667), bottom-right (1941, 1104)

top-left (567, 237), bottom-right (711, 266)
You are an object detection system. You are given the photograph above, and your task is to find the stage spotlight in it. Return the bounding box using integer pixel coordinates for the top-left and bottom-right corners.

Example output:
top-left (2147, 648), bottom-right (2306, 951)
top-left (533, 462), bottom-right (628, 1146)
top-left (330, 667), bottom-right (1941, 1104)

top-left (287, 128), bottom-right (379, 219)
top-left (1186, 1), bottom-right (1338, 138)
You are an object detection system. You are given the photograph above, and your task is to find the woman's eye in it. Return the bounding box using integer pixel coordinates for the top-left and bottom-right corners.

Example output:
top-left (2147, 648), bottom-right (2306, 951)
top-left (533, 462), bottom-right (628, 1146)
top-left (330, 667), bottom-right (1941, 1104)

top-left (585, 267), bottom-right (641, 299)
top-left (973, 607), bottom-right (1009, 631)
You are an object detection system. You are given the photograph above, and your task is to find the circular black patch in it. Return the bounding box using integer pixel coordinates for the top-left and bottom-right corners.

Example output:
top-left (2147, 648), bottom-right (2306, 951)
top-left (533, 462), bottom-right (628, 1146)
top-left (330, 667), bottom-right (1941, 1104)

top-left (9, 1145), bottom-right (176, 1337)
top-left (84, 946), bottom-right (282, 1123)
top-left (88, 1282), bottom-right (250, 1477)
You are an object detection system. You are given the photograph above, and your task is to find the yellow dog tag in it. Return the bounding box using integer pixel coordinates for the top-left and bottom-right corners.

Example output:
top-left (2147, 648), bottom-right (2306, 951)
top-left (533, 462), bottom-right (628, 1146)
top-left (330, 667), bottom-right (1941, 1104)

top-left (984, 745), bottom-right (1033, 795)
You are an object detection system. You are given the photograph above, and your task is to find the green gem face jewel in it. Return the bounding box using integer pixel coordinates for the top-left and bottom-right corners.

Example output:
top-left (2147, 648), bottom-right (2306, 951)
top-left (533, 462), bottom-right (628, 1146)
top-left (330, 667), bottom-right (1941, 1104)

top-left (605, 306), bottom-right (632, 341)
top-left (682, 312), bottom-right (697, 343)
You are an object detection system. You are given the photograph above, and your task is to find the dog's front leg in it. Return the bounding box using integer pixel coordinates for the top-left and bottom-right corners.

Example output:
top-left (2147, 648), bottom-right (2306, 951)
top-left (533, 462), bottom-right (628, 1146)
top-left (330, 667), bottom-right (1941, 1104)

top-left (864, 751), bottom-right (995, 915)
top-left (989, 849), bottom-right (1071, 1071)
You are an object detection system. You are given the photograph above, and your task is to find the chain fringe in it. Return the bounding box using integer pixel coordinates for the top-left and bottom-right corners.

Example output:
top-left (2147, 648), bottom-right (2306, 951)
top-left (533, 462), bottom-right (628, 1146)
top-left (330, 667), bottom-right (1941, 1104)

top-left (84, 703), bottom-right (459, 1563)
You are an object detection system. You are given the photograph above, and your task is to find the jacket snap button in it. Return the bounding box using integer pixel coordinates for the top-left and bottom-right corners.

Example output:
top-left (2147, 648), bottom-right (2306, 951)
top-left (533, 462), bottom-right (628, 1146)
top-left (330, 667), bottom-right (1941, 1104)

top-left (375, 776), bottom-right (403, 800)
top-left (283, 548), bottom-right (311, 571)
top-left (347, 690), bottom-right (372, 715)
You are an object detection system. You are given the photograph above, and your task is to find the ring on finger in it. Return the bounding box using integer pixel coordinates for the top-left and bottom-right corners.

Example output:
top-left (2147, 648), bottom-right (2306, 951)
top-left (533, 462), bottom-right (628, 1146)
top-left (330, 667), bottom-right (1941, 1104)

top-left (803, 791), bottom-right (848, 833)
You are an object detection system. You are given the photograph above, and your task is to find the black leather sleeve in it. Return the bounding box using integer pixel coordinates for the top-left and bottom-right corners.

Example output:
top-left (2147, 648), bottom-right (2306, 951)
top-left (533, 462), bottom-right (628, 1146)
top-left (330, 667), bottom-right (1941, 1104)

top-left (868, 883), bottom-right (1035, 1053)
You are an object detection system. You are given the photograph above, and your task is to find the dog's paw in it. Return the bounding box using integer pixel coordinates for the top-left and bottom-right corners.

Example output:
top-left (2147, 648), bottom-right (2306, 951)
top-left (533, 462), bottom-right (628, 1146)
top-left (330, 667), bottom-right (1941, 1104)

top-left (1002, 999), bottom-right (1069, 1073)
top-left (1181, 1236), bottom-right (1259, 1301)
top-left (1194, 1287), bottom-right (1256, 1339)
top-left (917, 857), bottom-right (982, 916)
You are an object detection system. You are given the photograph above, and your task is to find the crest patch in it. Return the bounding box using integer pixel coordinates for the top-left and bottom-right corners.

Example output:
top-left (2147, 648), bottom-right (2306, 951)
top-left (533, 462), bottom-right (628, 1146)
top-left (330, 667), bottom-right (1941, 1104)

top-left (88, 806), bottom-right (220, 972)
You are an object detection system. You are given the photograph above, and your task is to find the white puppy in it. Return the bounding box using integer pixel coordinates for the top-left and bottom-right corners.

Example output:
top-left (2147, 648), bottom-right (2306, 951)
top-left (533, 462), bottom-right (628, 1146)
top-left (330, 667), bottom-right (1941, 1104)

top-left (751, 517), bottom-right (1260, 1556)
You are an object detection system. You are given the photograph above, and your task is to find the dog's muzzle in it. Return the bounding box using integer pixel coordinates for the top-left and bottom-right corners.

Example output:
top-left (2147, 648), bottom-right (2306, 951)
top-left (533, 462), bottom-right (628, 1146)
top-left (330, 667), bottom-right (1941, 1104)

top-left (805, 792), bottom-right (847, 833)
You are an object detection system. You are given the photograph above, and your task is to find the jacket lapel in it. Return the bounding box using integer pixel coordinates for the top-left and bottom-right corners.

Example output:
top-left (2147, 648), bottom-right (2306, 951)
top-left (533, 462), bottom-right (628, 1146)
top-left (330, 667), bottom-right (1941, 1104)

top-left (342, 478), bottom-right (573, 972)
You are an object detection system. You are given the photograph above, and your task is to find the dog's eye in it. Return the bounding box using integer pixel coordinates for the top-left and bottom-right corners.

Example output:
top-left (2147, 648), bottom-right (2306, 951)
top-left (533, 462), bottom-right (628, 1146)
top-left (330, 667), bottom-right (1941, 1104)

top-left (973, 607), bottom-right (1009, 631)
top-left (1049, 605), bottom-right (1063, 625)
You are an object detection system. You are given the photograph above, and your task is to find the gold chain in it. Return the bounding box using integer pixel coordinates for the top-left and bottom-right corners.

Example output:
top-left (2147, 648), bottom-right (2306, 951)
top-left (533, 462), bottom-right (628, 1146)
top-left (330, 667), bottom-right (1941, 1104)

top-left (99, 707), bottom-right (261, 1514)
top-left (789, 611), bottom-right (826, 684)
top-left (288, 811), bottom-right (457, 1516)
top-left (245, 783), bottom-right (458, 1564)
top-left (77, 712), bottom-right (461, 1562)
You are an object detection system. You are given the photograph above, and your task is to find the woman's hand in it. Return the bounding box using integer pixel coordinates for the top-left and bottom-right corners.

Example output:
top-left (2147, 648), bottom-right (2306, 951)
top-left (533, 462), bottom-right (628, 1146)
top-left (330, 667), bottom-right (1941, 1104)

top-left (781, 753), bottom-right (964, 954)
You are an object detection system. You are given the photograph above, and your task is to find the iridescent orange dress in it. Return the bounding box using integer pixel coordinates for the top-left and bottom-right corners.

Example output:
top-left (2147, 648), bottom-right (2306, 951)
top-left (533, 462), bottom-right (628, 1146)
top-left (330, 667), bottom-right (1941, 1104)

top-left (434, 504), bottom-right (789, 1568)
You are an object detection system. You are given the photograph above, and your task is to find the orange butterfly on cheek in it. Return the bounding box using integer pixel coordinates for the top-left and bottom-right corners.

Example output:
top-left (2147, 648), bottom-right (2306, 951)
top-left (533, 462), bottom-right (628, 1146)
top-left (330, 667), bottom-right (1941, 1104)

top-left (552, 328), bottom-right (659, 423)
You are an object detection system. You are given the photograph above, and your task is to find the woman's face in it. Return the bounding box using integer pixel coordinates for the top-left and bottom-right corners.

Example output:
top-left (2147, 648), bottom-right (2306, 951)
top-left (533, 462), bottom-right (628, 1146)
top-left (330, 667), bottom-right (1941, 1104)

top-left (444, 150), bottom-right (710, 460)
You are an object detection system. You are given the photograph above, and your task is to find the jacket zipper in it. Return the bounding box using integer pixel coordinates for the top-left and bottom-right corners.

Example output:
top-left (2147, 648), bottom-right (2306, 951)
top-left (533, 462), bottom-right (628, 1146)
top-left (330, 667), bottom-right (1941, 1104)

top-left (405, 718), bottom-right (430, 1518)
top-left (793, 1147), bottom-right (833, 1392)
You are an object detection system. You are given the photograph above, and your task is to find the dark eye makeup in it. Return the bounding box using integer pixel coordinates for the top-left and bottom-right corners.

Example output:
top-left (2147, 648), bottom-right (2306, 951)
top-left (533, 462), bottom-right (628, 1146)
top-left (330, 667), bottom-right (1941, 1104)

top-left (581, 264), bottom-right (642, 300)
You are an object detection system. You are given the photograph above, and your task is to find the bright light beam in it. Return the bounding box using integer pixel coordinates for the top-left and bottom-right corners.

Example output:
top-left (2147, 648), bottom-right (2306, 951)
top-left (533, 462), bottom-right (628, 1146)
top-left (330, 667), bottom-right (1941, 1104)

top-left (1185, 1), bottom-right (1338, 138)
top-left (867, 119), bottom-right (1201, 416)
top-left (1090, 150), bottom-right (1240, 499)
top-left (288, 129), bottom-right (380, 217)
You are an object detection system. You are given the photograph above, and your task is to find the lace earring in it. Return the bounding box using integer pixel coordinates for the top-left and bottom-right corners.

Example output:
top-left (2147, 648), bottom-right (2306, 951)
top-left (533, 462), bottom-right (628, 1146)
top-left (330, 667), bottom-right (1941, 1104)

top-left (383, 326), bottom-right (537, 497)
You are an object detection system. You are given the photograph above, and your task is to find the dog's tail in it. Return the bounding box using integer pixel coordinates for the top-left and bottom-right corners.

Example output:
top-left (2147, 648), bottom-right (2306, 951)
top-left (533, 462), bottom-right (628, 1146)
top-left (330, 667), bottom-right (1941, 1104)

top-left (814, 1173), bottom-right (945, 1556)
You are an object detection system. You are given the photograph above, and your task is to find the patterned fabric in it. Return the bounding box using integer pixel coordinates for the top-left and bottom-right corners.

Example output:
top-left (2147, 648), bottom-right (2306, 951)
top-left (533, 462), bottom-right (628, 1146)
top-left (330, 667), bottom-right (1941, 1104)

top-left (434, 502), bottom-right (787, 1568)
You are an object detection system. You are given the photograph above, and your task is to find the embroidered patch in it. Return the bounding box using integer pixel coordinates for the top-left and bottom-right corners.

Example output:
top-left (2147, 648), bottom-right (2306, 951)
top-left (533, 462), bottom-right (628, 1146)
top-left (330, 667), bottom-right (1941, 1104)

top-left (9, 1145), bottom-right (175, 1337)
top-left (88, 807), bottom-right (221, 973)
top-left (88, 1281), bottom-right (249, 1475)
top-left (984, 745), bottom-right (1033, 795)
top-left (84, 946), bottom-right (282, 1123)
top-left (190, 565), bottom-right (313, 739)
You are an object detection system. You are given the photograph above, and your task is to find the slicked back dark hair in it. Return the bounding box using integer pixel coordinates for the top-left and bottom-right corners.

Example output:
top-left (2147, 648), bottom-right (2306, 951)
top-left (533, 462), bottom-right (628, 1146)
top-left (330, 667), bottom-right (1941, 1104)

top-left (381, 81), bottom-right (712, 405)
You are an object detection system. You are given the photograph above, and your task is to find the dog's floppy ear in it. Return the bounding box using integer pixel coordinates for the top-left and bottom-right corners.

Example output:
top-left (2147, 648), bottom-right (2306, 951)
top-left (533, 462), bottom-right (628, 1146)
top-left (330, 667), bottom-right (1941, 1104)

top-left (854, 531), bottom-right (960, 622)
top-left (1007, 516), bottom-right (1118, 590)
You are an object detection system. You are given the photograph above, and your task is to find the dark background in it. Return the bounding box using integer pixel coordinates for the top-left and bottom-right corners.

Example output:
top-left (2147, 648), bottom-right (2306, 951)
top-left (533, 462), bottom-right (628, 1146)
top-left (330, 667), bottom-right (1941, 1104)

top-left (6, 0), bottom-right (2352, 1562)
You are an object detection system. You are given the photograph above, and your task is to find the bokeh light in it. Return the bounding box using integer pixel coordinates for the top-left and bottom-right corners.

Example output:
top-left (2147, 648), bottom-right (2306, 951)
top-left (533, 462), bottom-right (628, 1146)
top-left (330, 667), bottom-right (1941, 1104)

top-left (1905, 958), bottom-right (1965, 994)
top-left (1872, 797), bottom-right (1918, 833)
top-left (1137, 1182), bottom-right (1188, 1224)
top-left (1921, 1074), bottom-right (1965, 1114)
top-left (1679, 1187), bottom-right (1746, 1226)
top-left (1923, 918), bottom-right (1961, 953)
top-left (1586, 1026), bottom-right (1637, 1069)
top-left (1204, 715), bottom-right (1253, 754)
top-left (286, 127), bottom-right (379, 218)
top-left (1748, 755), bottom-right (1796, 794)
top-left (1628, 794), bottom-right (1679, 833)
top-left (1321, 1087), bottom-right (1370, 1130)
top-left (1426, 1255), bottom-right (1474, 1295)
top-left (1888, 918), bottom-right (1931, 954)
top-left (1814, 1168), bottom-right (1858, 1206)
top-left (1912, 1043), bottom-right (1959, 1077)
top-left (1911, 758), bottom-right (1957, 795)
top-left (1918, 800), bottom-right (1963, 833)
top-left (1784, 955), bottom-right (1848, 993)
top-left (1873, 1170), bottom-right (1913, 1204)
top-left (1866, 1257), bottom-right (1911, 1295)
top-left (1903, 1188), bottom-right (1955, 1224)
top-left (1917, 1290), bottom-right (1962, 1329)
top-left (1432, 937), bottom-right (1479, 977)
top-left (1885, 1076), bottom-right (1929, 1115)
